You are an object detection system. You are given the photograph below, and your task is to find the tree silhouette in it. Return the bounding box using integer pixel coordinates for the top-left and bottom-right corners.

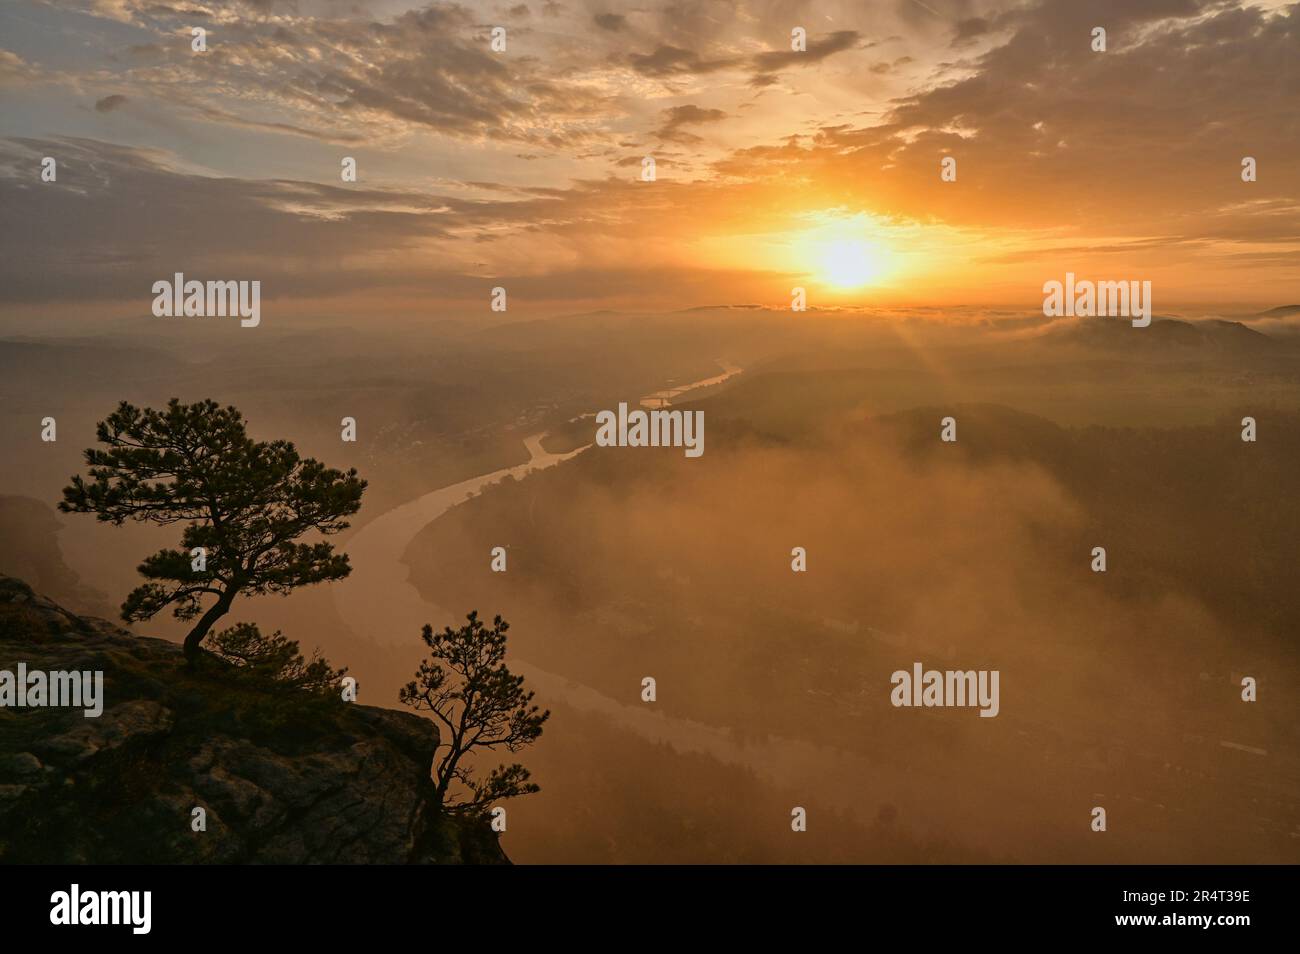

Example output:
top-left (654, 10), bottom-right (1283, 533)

top-left (206, 622), bottom-right (347, 693)
top-left (400, 611), bottom-right (549, 814)
top-left (59, 399), bottom-right (366, 662)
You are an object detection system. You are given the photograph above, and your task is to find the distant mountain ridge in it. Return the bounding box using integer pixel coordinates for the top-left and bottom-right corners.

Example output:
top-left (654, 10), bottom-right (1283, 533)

top-left (1042, 315), bottom-right (1280, 353)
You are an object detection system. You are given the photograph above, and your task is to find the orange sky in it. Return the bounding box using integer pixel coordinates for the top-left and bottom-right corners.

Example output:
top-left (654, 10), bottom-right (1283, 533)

top-left (0, 0), bottom-right (1297, 324)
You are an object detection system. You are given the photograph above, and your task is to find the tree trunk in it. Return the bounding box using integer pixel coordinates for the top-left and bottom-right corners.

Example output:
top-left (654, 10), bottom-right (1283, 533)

top-left (183, 589), bottom-right (236, 662)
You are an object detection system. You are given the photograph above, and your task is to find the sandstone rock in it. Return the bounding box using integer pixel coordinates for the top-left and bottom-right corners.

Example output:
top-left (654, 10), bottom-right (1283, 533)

top-left (0, 574), bottom-right (506, 864)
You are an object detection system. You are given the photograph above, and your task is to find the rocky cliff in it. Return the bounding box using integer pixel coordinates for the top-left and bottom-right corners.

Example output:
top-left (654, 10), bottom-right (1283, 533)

top-left (0, 575), bottom-right (506, 864)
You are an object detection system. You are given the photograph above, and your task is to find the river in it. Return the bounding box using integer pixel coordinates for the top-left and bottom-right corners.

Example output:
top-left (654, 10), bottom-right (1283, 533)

top-left (328, 360), bottom-right (985, 833)
top-left (332, 360), bottom-right (743, 654)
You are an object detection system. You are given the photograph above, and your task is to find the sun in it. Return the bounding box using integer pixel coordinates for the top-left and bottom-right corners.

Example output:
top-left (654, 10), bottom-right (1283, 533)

top-left (818, 238), bottom-right (883, 288)
top-left (692, 211), bottom-right (904, 295)
top-left (788, 213), bottom-right (897, 290)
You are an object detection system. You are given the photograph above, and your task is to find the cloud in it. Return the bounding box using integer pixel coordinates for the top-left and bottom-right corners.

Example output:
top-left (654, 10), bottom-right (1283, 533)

top-left (0, 0), bottom-right (1295, 313)
top-left (951, 17), bottom-right (992, 46)
top-left (0, 135), bottom-right (772, 311)
top-left (749, 29), bottom-right (864, 77)
top-left (94, 94), bottom-right (128, 112)
top-left (628, 44), bottom-right (738, 77)
top-left (0, 50), bottom-right (42, 88)
top-left (0, 137), bottom-right (455, 304)
top-left (714, 0), bottom-right (1300, 242)
top-left (630, 30), bottom-right (863, 86)
top-left (25, 1), bottom-right (619, 148)
top-left (655, 105), bottom-right (728, 144)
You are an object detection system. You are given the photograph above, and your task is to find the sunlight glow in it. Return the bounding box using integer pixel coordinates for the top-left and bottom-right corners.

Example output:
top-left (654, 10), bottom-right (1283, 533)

top-left (685, 208), bottom-right (964, 303)
top-left (790, 213), bottom-right (899, 291)
top-left (816, 238), bottom-right (884, 288)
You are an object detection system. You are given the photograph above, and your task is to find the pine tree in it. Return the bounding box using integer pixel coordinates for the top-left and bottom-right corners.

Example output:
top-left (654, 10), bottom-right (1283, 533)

top-left (400, 612), bottom-right (549, 813)
top-left (59, 399), bottom-right (366, 662)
